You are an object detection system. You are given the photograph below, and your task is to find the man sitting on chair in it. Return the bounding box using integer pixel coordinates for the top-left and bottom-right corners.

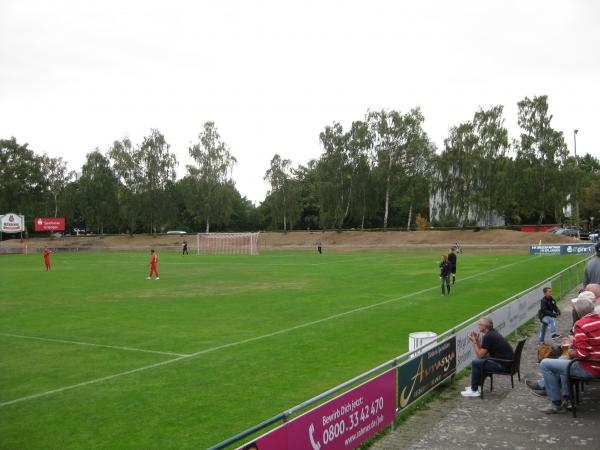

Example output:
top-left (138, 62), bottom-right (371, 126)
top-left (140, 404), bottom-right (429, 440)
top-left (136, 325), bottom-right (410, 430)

top-left (461, 317), bottom-right (515, 397)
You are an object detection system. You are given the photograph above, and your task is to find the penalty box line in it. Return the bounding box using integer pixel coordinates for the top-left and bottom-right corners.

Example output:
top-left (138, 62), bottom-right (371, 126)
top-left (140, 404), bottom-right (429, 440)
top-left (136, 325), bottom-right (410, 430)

top-left (0, 257), bottom-right (529, 408)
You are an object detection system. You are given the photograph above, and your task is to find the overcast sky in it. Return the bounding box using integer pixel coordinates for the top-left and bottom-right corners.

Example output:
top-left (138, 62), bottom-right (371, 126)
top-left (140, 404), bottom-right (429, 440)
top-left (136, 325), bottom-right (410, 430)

top-left (1, 0), bottom-right (599, 203)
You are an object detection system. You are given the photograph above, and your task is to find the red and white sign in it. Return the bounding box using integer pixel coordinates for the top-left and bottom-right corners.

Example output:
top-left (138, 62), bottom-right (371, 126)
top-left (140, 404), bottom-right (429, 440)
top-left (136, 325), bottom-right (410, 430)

top-left (240, 369), bottom-right (396, 450)
top-left (0, 213), bottom-right (25, 233)
top-left (34, 217), bottom-right (65, 231)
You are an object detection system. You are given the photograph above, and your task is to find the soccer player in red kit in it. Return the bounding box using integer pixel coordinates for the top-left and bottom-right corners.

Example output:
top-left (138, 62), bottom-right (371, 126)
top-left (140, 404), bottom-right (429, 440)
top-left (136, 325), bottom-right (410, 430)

top-left (147, 249), bottom-right (159, 280)
top-left (43, 246), bottom-right (52, 271)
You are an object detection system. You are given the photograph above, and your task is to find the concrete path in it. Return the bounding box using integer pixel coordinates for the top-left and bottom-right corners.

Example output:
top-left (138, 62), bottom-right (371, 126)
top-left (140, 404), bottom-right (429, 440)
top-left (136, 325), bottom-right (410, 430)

top-left (372, 290), bottom-right (600, 450)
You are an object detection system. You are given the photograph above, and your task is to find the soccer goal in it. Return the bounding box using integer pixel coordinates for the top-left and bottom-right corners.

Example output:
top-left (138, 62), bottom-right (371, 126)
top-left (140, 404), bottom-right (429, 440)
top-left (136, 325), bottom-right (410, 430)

top-left (196, 232), bottom-right (260, 256)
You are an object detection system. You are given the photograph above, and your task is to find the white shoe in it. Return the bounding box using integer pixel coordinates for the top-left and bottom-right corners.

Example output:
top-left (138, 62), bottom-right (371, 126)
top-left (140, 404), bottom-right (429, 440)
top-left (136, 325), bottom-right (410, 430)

top-left (156, 277), bottom-right (160, 280)
top-left (461, 389), bottom-right (481, 397)
top-left (146, 277), bottom-right (151, 279)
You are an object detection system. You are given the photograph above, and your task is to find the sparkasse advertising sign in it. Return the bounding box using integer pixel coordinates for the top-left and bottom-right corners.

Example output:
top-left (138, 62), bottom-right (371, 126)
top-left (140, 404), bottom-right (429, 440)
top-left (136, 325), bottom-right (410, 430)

top-left (34, 217), bottom-right (65, 231)
top-left (0, 213), bottom-right (25, 233)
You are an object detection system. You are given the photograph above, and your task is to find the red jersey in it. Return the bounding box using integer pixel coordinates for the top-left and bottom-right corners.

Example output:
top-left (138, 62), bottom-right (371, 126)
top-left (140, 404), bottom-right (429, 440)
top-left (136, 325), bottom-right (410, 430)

top-left (573, 312), bottom-right (600, 376)
top-left (150, 253), bottom-right (158, 266)
top-left (44, 248), bottom-right (51, 259)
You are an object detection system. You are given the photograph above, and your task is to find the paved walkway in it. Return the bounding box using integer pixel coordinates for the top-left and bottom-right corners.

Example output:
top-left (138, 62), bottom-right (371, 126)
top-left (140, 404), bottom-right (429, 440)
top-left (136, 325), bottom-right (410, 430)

top-left (372, 290), bottom-right (600, 450)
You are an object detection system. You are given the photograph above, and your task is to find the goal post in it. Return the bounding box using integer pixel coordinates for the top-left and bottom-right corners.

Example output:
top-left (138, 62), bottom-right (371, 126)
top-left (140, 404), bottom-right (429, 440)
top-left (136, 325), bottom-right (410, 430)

top-left (196, 232), bottom-right (260, 256)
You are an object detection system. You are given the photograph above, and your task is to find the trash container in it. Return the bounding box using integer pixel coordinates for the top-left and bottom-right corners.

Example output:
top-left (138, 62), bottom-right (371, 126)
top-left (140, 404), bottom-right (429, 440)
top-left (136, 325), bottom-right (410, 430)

top-left (409, 332), bottom-right (438, 358)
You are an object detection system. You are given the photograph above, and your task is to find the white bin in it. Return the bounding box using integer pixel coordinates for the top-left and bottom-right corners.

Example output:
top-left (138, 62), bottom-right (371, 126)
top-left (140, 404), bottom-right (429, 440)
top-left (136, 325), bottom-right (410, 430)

top-left (409, 331), bottom-right (438, 358)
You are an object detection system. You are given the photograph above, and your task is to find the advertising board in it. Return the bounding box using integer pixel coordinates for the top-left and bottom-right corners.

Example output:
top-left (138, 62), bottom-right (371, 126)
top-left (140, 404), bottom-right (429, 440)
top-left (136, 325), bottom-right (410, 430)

top-left (530, 244), bottom-right (595, 255)
top-left (0, 213), bottom-right (25, 233)
top-left (240, 369), bottom-right (396, 450)
top-left (454, 287), bottom-right (544, 372)
top-left (34, 217), bottom-right (65, 231)
top-left (398, 337), bottom-right (456, 409)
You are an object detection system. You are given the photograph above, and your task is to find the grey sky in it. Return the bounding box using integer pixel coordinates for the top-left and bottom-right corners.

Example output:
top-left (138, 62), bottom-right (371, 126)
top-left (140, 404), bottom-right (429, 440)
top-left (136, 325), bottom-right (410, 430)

top-left (1, 0), bottom-right (599, 203)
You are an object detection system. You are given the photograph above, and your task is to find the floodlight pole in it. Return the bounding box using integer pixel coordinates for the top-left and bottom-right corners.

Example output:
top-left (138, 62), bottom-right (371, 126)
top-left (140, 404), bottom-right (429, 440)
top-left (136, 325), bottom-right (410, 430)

top-left (574, 129), bottom-right (580, 230)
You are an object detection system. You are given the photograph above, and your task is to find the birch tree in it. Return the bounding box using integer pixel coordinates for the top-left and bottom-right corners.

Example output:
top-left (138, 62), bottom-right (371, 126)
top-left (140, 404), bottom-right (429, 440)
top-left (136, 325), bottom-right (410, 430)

top-left (188, 122), bottom-right (237, 233)
top-left (264, 154), bottom-right (293, 231)
top-left (515, 95), bottom-right (568, 225)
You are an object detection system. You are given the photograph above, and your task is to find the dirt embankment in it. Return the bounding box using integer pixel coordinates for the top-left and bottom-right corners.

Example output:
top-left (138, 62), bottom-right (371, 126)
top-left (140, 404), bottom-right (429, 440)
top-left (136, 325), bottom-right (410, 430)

top-left (0, 229), bottom-right (582, 252)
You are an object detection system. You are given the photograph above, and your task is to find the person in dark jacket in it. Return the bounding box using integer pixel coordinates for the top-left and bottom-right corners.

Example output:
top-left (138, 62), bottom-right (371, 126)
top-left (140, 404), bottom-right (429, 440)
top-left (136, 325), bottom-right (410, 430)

top-left (538, 287), bottom-right (561, 344)
top-left (440, 255), bottom-right (451, 296)
top-left (448, 247), bottom-right (458, 285)
top-left (583, 242), bottom-right (600, 285)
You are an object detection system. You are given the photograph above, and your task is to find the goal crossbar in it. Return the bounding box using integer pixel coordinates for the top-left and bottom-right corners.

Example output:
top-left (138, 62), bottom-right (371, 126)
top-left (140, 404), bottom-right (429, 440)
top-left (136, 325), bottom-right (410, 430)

top-left (196, 232), bottom-right (259, 256)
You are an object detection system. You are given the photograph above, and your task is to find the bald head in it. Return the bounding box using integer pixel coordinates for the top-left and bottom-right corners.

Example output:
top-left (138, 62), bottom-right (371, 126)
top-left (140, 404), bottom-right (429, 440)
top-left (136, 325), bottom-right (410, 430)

top-left (585, 284), bottom-right (600, 302)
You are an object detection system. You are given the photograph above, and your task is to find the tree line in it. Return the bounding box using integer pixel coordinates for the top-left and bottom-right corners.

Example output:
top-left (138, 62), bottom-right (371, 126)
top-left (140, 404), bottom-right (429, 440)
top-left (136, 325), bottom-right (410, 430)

top-left (1, 95), bottom-right (599, 235)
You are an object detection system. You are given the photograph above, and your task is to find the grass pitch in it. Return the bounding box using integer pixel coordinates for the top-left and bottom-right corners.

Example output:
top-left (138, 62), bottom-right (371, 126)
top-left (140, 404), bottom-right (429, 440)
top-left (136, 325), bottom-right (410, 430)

top-left (0, 250), bottom-right (584, 449)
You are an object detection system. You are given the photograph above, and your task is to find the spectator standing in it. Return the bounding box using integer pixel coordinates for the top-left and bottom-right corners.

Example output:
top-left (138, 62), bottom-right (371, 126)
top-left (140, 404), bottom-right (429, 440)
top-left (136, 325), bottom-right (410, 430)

top-left (461, 317), bottom-right (515, 397)
top-left (538, 287), bottom-right (561, 343)
top-left (583, 242), bottom-right (600, 285)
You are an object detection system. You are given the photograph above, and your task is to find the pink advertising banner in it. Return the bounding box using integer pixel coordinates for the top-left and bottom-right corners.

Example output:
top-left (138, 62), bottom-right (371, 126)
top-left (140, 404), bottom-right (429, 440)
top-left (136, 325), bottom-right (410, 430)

top-left (240, 369), bottom-right (396, 450)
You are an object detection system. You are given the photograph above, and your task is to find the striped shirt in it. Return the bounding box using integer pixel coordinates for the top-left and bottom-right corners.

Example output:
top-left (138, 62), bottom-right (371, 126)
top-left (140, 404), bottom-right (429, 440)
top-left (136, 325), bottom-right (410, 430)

top-left (573, 312), bottom-right (600, 376)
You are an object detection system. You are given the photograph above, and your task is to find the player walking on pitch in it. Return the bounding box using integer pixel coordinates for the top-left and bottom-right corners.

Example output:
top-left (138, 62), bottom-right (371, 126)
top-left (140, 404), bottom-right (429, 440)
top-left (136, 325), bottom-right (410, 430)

top-left (182, 240), bottom-right (188, 255)
top-left (147, 249), bottom-right (159, 280)
top-left (315, 239), bottom-right (322, 254)
top-left (43, 246), bottom-right (52, 271)
top-left (448, 246), bottom-right (458, 285)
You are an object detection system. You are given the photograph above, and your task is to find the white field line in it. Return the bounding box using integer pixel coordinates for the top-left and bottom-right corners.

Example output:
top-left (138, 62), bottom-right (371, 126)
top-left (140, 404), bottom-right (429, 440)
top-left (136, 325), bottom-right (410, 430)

top-left (0, 257), bottom-right (530, 408)
top-left (0, 356), bottom-right (188, 407)
top-left (0, 333), bottom-right (190, 357)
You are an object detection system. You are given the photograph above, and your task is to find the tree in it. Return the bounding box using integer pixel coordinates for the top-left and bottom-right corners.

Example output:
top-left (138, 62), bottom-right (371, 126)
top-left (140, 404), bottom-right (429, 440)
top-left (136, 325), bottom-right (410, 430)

top-left (264, 154), bottom-right (293, 231)
top-left (434, 106), bottom-right (509, 227)
top-left (369, 109), bottom-right (425, 229)
top-left (188, 122), bottom-right (237, 233)
top-left (137, 129), bottom-right (177, 233)
top-left (109, 137), bottom-right (142, 233)
top-left (79, 150), bottom-right (119, 233)
top-left (435, 121), bottom-right (478, 225)
top-left (515, 95), bottom-right (568, 225)
top-left (471, 106), bottom-right (509, 227)
top-left (397, 111), bottom-right (431, 230)
top-left (293, 160), bottom-right (321, 230)
top-left (0, 137), bottom-right (46, 217)
top-left (583, 179), bottom-right (600, 228)
top-left (41, 156), bottom-right (73, 217)
top-left (108, 132), bottom-right (177, 233)
top-left (317, 120), bottom-right (371, 230)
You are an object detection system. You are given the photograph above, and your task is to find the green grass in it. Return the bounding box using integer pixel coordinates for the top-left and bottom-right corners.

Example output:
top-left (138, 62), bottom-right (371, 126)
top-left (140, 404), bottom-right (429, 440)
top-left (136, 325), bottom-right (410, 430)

top-left (0, 250), bottom-right (585, 449)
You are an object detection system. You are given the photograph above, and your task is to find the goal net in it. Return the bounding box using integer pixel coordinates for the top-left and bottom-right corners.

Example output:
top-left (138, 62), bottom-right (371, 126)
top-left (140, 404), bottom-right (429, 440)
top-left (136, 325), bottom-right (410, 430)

top-left (196, 232), bottom-right (259, 256)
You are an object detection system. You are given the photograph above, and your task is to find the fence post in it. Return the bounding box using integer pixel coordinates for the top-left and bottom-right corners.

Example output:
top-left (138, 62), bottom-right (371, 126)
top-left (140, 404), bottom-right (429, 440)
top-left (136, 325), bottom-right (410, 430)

top-left (569, 268), bottom-right (572, 292)
top-left (560, 275), bottom-right (563, 300)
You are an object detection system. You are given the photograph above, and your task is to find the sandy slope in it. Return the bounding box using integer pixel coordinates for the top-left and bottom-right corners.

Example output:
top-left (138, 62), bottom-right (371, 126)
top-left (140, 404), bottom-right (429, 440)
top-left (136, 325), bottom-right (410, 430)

top-left (0, 229), bottom-right (581, 251)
